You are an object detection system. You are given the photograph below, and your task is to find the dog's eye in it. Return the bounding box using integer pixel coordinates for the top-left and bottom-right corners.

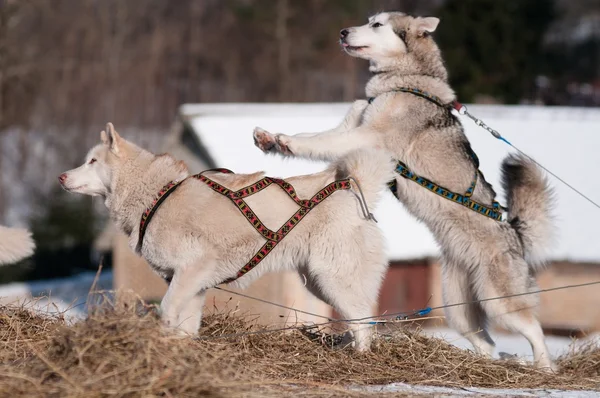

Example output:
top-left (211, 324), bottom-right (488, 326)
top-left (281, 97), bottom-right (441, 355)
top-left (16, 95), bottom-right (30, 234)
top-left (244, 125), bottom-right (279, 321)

top-left (89, 158), bottom-right (97, 165)
top-left (372, 22), bottom-right (382, 28)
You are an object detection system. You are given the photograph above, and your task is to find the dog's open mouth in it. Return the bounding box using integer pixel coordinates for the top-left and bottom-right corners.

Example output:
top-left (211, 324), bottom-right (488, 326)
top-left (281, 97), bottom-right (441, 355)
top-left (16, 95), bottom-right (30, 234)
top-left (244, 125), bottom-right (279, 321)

top-left (340, 41), bottom-right (367, 51)
top-left (62, 184), bottom-right (87, 192)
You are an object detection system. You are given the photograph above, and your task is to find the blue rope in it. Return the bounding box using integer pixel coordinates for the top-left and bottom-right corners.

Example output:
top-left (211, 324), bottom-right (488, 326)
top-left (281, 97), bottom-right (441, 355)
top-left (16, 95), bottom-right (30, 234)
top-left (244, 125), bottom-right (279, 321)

top-left (499, 136), bottom-right (511, 146)
top-left (367, 306), bottom-right (433, 325)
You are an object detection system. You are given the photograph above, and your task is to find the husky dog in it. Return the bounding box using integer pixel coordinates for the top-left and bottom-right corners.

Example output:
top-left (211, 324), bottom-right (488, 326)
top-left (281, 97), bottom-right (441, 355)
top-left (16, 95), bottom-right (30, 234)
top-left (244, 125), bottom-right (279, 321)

top-left (0, 226), bottom-right (35, 265)
top-left (253, 12), bottom-right (555, 370)
top-left (59, 123), bottom-right (394, 348)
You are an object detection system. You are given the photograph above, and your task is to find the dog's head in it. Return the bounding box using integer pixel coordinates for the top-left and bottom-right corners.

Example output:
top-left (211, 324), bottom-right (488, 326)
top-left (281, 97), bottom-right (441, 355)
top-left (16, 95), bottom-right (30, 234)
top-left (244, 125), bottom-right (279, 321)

top-left (58, 123), bottom-right (135, 197)
top-left (339, 12), bottom-right (440, 71)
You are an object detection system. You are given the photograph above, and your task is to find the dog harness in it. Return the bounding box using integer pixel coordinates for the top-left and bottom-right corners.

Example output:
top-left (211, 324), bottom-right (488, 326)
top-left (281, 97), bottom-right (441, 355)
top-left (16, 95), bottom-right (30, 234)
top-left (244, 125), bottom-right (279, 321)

top-left (137, 169), bottom-right (352, 284)
top-left (369, 87), bottom-right (505, 221)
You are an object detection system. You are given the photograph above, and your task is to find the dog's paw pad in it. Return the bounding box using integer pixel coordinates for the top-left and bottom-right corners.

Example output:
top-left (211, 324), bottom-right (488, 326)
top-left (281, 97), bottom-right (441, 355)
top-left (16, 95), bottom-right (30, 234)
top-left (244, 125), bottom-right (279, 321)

top-left (253, 127), bottom-right (277, 152)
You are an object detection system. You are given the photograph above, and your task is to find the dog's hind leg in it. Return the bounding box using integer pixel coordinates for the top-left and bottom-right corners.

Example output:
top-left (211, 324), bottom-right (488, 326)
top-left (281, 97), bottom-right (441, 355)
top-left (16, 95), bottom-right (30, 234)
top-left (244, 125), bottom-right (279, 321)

top-left (476, 256), bottom-right (554, 371)
top-left (316, 280), bottom-right (376, 352)
top-left (442, 258), bottom-right (496, 357)
top-left (305, 257), bottom-right (385, 351)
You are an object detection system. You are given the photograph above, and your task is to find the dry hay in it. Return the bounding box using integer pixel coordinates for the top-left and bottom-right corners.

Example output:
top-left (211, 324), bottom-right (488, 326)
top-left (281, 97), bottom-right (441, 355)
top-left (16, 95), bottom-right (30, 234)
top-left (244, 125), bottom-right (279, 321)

top-left (0, 303), bottom-right (63, 364)
top-left (0, 294), bottom-right (599, 397)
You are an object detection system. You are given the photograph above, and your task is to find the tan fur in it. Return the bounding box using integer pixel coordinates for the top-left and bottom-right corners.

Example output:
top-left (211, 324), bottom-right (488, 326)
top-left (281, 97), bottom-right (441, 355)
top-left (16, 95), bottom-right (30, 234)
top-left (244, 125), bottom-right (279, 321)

top-left (60, 123), bottom-right (396, 351)
top-left (0, 226), bottom-right (35, 265)
top-left (252, 12), bottom-right (556, 370)
top-left (206, 171), bottom-right (267, 191)
top-left (501, 154), bottom-right (555, 270)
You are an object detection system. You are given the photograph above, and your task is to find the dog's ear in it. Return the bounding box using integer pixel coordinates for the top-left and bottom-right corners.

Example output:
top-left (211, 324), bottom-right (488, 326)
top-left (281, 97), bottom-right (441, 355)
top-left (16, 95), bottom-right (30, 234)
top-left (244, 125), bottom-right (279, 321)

top-left (415, 17), bottom-right (439, 36)
top-left (102, 122), bottom-right (121, 154)
top-left (100, 130), bottom-right (109, 145)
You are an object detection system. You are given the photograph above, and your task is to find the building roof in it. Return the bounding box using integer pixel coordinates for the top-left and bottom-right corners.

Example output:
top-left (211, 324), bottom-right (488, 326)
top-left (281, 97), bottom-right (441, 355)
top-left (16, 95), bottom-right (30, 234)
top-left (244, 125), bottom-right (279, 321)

top-left (181, 103), bottom-right (600, 263)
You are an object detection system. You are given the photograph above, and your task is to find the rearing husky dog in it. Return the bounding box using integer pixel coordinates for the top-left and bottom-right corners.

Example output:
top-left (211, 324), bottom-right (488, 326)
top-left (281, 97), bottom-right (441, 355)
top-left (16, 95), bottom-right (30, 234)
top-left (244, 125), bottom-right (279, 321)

top-left (59, 123), bottom-right (394, 349)
top-left (253, 12), bottom-right (555, 370)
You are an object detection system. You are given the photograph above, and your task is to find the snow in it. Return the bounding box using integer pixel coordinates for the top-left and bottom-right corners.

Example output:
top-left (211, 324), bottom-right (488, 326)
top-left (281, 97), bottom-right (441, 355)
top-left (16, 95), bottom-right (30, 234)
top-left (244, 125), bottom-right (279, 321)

top-left (183, 103), bottom-right (600, 263)
top-left (0, 271), bottom-right (113, 320)
top-left (422, 327), bottom-right (599, 361)
top-left (355, 383), bottom-right (600, 397)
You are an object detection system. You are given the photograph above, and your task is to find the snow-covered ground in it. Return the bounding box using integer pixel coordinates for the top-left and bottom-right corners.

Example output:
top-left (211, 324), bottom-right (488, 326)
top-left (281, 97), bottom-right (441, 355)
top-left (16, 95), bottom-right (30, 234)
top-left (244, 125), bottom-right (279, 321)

top-left (0, 271), bottom-right (113, 320)
top-left (355, 383), bottom-right (600, 397)
top-left (423, 327), bottom-right (599, 361)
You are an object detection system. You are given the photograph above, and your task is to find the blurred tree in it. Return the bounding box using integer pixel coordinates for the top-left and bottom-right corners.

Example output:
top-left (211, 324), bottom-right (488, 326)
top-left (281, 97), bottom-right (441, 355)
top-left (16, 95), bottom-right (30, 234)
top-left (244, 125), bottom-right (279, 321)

top-left (26, 189), bottom-right (99, 280)
top-left (539, 0), bottom-right (600, 105)
top-left (436, 0), bottom-right (556, 103)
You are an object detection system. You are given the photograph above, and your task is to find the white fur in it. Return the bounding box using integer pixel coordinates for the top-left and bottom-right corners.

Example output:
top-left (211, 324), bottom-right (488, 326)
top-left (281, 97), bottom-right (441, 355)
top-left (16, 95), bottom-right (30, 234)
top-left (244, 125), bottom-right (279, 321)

top-left (341, 13), bottom-right (408, 65)
top-left (0, 226), bottom-right (35, 265)
top-left (60, 124), bottom-right (394, 351)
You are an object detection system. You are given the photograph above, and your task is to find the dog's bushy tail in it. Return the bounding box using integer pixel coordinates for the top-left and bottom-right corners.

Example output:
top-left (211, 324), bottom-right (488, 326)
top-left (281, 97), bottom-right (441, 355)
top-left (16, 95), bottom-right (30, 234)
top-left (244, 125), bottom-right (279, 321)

top-left (333, 148), bottom-right (396, 208)
top-left (0, 226), bottom-right (35, 265)
top-left (501, 154), bottom-right (554, 273)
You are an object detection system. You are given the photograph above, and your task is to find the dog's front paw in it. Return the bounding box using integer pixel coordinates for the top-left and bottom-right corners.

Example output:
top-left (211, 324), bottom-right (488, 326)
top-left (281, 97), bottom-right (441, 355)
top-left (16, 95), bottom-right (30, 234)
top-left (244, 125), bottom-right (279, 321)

top-left (253, 127), bottom-right (293, 155)
top-left (253, 127), bottom-right (278, 153)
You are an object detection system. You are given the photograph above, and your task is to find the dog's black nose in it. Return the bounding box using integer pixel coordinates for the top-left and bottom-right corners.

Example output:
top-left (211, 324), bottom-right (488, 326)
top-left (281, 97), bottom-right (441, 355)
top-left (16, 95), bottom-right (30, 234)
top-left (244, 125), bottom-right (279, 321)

top-left (340, 29), bottom-right (349, 38)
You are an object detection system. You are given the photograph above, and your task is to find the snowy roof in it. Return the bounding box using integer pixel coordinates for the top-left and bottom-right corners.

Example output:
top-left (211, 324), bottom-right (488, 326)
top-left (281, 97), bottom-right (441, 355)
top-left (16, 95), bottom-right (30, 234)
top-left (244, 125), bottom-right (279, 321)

top-left (181, 103), bottom-right (600, 263)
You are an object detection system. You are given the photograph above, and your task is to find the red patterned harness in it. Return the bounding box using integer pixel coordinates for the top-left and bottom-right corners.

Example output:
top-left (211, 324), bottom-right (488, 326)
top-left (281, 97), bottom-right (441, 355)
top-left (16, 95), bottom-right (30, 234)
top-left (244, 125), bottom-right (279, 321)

top-left (137, 168), bottom-right (352, 284)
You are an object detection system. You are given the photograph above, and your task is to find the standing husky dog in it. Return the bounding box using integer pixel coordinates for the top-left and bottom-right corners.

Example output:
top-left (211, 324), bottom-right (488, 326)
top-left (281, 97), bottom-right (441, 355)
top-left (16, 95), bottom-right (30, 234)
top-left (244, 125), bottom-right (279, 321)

top-left (253, 12), bottom-right (555, 370)
top-left (0, 226), bottom-right (35, 265)
top-left (59, 123), bottom-right (394, 349)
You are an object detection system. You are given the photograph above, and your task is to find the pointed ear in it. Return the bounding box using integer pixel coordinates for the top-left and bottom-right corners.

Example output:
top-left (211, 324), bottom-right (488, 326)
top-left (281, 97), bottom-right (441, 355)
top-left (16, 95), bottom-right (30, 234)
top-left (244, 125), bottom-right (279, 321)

top-left (105, 122), bottom-right (121, 154)
top-left (100, 130), bottom-right (108, 145)
top-left (415, 17), bottom-right (439, 35)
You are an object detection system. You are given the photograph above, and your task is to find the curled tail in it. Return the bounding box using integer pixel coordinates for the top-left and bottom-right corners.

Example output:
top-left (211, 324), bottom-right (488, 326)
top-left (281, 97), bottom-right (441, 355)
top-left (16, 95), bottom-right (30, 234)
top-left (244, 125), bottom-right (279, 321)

top-left (501, 154), bottom-right (554, 272)
top-left (0, 226), bottom-right (35, 265)
top-left (332, 148), bottom-right (396, 209)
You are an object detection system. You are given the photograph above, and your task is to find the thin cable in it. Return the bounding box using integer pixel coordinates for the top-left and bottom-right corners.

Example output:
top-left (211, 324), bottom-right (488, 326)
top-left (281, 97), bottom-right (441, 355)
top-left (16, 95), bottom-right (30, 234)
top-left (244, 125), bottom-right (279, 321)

top-left (214, 286), bottom-right (335, 321)
top-left (200, 280), bottom-right (600, 342)
top-left (456, 104), bottom-right (600, 211)
top-left (358, 280), bottom-right (600, 322)
top-left (507, 141), bottom-right (600, 211)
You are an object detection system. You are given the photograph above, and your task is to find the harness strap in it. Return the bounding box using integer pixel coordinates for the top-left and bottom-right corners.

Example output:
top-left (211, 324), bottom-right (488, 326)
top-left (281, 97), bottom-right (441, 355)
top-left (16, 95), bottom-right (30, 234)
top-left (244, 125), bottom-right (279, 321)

top-left (388, 162), bottom-right (503, 221)
top-left (370, 87), bottom-right (506, 222)
top-left (198, 172), bottom-right (351, 283)
top-left (368, 87), bottom-right (448, 108)
top-left (137, 168), bottom-right (352, 284)
top-left (137, 180), bottom-right (183, 252)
